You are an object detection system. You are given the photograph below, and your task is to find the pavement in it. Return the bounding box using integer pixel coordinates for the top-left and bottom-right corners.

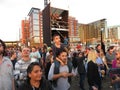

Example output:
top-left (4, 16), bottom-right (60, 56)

top-left (70, 75), bottom-right (114, 90)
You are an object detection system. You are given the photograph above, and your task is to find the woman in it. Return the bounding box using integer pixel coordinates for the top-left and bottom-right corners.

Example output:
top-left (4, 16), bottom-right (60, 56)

top-left (111, 49), bottom-right (120, 90)
top-left (17, 62), bottom-right (53, 90)
top-left (96, 51), bottom-right (105, 79)
top-left (100, 51), bottom-right (109, 76)
top-left (87, 50), bottom-right (101, 90)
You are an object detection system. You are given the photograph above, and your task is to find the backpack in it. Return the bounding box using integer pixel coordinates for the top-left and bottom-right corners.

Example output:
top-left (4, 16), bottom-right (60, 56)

top-left (52, 60), bottom-right (73, 87)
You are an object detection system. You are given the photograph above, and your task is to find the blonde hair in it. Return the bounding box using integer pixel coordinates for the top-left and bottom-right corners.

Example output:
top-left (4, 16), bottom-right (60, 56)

top-left (87, 50), bottom-right (97, 62)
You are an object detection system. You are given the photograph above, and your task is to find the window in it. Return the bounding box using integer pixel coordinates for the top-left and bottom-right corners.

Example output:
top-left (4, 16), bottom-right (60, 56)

top-left (33, 10), bottom-right (39, 13)
top-left (33, 25), bottom-right (39, 30)
top-left (33, 13), bottom-right (39, 19)
top-left (33, 30), bottom-right (39, 36)
top-left (34, 37), bottom-right (40, 43)
top-left (33, 20), bottom-right (39, 25)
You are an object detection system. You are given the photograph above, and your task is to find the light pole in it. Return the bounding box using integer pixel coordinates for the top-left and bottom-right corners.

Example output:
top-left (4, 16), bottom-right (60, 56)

top-left (100, 27), bottom-right (106, 55)
top-left (101, 28), bottom-right (104, 45)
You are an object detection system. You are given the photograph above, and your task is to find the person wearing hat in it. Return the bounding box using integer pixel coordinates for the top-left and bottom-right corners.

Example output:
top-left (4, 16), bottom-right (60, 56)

top-left (0, 39), bottom-right (15, 90)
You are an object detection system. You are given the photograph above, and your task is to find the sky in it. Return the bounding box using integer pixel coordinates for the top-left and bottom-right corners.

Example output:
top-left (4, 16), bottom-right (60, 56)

top-left (0, 0), bottom-right (120, 41)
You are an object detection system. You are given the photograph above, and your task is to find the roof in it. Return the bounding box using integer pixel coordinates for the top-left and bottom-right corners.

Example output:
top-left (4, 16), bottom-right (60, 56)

top-left (28, 7), bottom-right (40, 16)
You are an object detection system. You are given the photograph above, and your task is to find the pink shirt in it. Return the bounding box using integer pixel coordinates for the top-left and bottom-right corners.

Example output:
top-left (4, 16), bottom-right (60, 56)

top-left (112, 59), bottom-right (117, 68)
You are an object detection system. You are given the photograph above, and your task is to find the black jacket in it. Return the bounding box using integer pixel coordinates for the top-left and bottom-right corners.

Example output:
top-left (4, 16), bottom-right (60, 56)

top-left (77, 56), bottom-right (86, 74)
top-left (87, 61), bottom-right (101, 87)
top-left (17, 77), bottom-right (53, 90)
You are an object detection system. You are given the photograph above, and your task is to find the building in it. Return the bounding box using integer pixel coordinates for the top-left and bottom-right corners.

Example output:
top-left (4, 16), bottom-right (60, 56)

top-left (21, 19), bottom-right (30, 46)
top-left (68, 16), bottom-right (80, 46)
top-left (108, 25), bottom-right (120, 44)
top-left (21, 5), bottom-right (79, 47)
top-left (5, 41), bottom-right (19, 47)
top-left (42, 3), bottom-right (69, 46)
top-left (78, 19), bottom-right (107, 45)
top-left (78, 24), bottom-right (88, 44)
top-left (21, 4), bottom-right (107, 48)
top-left (28, 7), bottom-right (43, 47)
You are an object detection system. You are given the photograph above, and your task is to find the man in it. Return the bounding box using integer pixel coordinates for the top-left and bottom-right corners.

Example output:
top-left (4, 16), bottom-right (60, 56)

top-left (0, 39), bottom-right (15, 90)
top-left (106, 46), bottom-right (116, 68)
top-left (48, 49), bottom-right (74, 90)
top-left (30, 46), bottom-right (41, 62)
top-left (14, 47), bottom-right (38, 88)
top-left (51, 34), bottom-right (67, 60)
top-left (63, 36), bottom-right (69, 45)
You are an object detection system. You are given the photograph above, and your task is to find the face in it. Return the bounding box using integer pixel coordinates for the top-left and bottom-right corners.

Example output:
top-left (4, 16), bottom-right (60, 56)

top-left (86, 48), bottom-right (90, 54)
top-left (116, 52), bottom-right (120, 60)
top-left (22, 47), bottom-right (30, 57)
top-left (0, 44), bottom-right (4, 55)
top-left (32, 48), bottom-right (36, 52)
top-left (78, 53), bottom-right (83, 57)
top-left (97, 45), bottom-right (101, 50)
top-left (59, 52), bottom-right (67, 63)
top-left (53, 36), bottom-right (61, 44)
top-left (28, 65), bottom-right (42, 81)
top-left (13, 52), bottom-right (17, 58)
top-left (50, 51), bottom-right (53, 55)
top-left (109, 49), bottom-right (113, 54)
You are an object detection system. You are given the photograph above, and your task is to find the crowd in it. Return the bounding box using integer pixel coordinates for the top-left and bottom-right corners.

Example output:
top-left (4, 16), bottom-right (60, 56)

top-left (0, 34), bottom-right (120, 90)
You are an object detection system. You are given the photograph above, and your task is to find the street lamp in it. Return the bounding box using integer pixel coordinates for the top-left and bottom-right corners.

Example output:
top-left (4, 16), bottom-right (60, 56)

top-left (100, 28), bottom-right (104, 44)
top-left (100, 27), bottom-right (106, 55)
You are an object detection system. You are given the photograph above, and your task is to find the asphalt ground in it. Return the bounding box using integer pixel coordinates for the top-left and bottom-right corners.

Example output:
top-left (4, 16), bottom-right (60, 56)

top-left (70, 75), bottom-right (114, 90)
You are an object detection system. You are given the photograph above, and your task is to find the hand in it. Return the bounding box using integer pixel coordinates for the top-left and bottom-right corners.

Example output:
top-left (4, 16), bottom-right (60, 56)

top-left (33, 56), bottom-right (37, 58)
top-left (68, 73), bottom-right (74, 77)
top-left (92, 86), bottom-right (98, 90)
top-left (115, 75), bottom-right (120, 80)
top-left (60, 72), bottom-right (69, 78)
top-left (106, 67), bottom-right (109, 70)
